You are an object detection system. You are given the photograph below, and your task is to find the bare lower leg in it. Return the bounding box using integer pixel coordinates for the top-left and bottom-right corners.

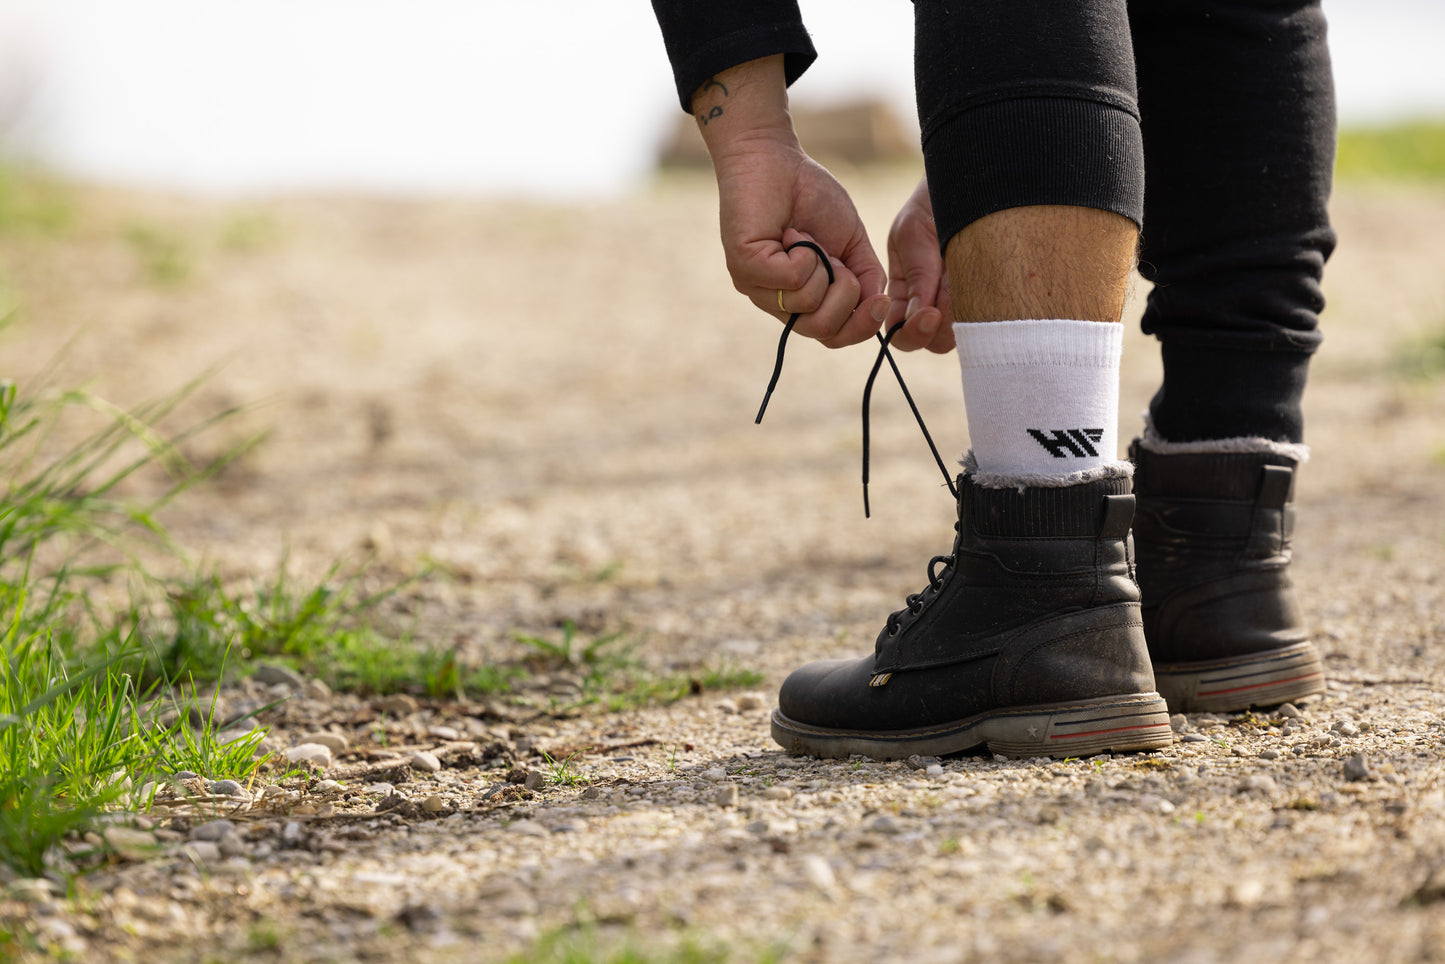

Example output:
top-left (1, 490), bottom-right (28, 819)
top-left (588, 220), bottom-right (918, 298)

top-left (946, 205), bottom-right (1138, 324)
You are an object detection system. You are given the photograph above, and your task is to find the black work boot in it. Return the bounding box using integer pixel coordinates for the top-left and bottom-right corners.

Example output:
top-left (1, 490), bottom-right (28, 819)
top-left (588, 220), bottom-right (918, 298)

top-left (770, 473), bottom-right (1173, 760)
top-left (1129, 441), bottom-right (1326, 713)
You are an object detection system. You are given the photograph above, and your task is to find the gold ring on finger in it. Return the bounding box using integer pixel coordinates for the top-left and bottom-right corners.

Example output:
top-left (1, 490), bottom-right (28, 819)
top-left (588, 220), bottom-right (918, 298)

top-left (777, 289), bottom-right (787, 313)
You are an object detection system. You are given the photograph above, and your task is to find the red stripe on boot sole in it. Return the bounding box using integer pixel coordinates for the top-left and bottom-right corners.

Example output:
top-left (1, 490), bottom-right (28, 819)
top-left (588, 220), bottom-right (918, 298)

top-left (1195, 671), bottom-right (1323, 698)
top-left (1049, 722), bottom-right (1172, 741)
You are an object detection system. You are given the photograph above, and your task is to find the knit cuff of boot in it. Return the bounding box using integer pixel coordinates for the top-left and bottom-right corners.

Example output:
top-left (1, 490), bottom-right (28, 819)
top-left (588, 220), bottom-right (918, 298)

top-left (1137, 415), bottom-right (1310, 463)
top-left (961, 449), bottom-right (1134, 492)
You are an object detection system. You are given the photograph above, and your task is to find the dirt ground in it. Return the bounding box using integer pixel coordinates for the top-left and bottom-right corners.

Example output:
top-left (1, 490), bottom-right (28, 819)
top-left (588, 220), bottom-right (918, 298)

top-left (3, 169), bottom-right (1445, 962)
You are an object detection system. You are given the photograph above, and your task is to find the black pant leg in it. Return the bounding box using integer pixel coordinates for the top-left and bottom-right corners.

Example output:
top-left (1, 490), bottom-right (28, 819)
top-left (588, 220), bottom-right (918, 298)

top-left (1130, 0), bottom-right (1337, 444)
top-left (914, 0), bottom-right (1145, 252)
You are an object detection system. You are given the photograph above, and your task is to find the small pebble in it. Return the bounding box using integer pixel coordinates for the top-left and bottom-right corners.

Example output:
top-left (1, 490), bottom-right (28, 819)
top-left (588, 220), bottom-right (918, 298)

top-left (736, 693), bottom-right (766, 712)
top-left (183, 841), bottom-right (221, 864)
top-left (1278, 702), bottom-right (1303, 719)
top-left (763, 786), bottom-right (794, 801)
top-left (428, 725), bottom-right (460, 741)
top-left (410, 751), bottom-right (442, 773)
top-left (716, 698), bottom-right (738, 714)
top-left (304, 678), bottom-right (332, 700)
top-left (190, 820), bottom-right (235, 842)
top-left (1169, 714), bottom-right (1188, 734)
top-left (580, 786), bottom-right (604, 801)
top-left (364, 782), bottom-right (396, 796)
top-left (217, 832), bottom-right (250, 858)
top-left (282, 822), bottom-right (302, 847)
top-left (1239, 775), bottom-right (1277, 794)
top-left (252, 662), bottom-right (306, 689)
top-left (1343, 754), bottom-right (1375, 782)
top-left (173, 770), bottom-right (198, 781)
top-left (745, 819), bottom-right (770, 834)
top-left (870, 815), bottom-right (902, 835)
top-left (303, 732), bottom-right (349, 755)
top-left (208, 780), bottom-right (247, 797)
top-left (711, 784), bottom-right (739, 808)
top-left (103, 827), bottom-right (159, 861)
top-left (381, 694), bottom-right (419, 716)
top-left (1139, 794), bottom-right (1175, 815)
top-left (925, 764), bottom-right (945, 781)
top-left (421, 794), bottom-right (446, 813)
top-left (1258, 749), bottom-right (1281, 761)
top-left (314, 780), bottom-right (344, 796)
top-left (1181, 733), bottom-right (1208, 743)
top-left (285, 743), bottom-right (333, 768)
top-left (801, 855), bottom-right (836, 891)
top-left (524, 771), bottom-right (547, 791)
top-left (7, 879), bottom-right (62, 902)
top-left (701, 768), bottom-right (728, 782)
top-left (1332, 720), bottom-right (1360, 738)
top-left (1229, 878), bottom-right (1266, 907)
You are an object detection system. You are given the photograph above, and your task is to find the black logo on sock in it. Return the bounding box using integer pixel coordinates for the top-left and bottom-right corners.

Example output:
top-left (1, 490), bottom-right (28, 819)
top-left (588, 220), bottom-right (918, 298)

top-left (1027, 428), bottom-right (1104, 458)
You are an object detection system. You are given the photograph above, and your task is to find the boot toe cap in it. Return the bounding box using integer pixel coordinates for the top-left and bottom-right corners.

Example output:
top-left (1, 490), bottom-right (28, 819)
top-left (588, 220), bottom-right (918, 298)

top-left (777, 657), bottom-right (875, 730)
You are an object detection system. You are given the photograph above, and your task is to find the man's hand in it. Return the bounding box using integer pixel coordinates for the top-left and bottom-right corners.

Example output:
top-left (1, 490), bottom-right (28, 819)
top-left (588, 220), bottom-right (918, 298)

top-left (884, 176), bottom-right (955, 353)
top-left (691, 57), bottom-right (888, 348)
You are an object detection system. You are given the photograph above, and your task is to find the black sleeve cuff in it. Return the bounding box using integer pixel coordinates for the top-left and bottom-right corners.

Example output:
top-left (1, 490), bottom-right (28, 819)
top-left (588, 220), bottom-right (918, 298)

top-left (652, 3), bottom-right (817, 112)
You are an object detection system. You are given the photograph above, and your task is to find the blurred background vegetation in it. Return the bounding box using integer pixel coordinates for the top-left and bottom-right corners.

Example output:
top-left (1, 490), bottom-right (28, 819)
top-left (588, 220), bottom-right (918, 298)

top-left (1336, 120), bottom-right (1445, 181)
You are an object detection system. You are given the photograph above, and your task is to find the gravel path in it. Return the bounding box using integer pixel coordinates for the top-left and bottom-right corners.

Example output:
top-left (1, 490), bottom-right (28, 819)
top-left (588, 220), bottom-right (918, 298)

top-left (2, 173), bottom-right (1444, 963)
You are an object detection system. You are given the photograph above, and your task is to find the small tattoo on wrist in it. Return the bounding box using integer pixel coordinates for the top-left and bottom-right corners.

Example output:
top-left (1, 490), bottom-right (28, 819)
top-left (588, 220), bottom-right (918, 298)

top-left (696, 76), bottom-right (728, 126)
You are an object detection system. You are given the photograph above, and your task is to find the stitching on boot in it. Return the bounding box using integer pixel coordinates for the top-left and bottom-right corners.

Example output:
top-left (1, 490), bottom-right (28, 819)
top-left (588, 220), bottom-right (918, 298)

top-left (960, 449), bottom-right (1134, 492)
top-left (1137, 415), bottom-right (1311, 463)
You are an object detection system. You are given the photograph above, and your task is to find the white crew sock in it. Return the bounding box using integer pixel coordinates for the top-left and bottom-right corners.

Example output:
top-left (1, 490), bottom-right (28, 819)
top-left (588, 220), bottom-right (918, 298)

top-left (953, 319), bottom-right (1127, 485)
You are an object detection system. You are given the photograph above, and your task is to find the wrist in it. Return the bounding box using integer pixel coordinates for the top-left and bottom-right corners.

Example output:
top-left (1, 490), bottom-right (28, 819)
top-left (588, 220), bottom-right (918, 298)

top-left (689, 55), bottom-right (800, 161)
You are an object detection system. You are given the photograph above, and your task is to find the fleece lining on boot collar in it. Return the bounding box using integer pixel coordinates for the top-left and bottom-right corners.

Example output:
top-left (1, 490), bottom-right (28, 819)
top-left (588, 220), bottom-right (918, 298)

top-left (960, 449), bottom-right (1134, 492)
top-left (1137, 415), bottom-right (1311, 463)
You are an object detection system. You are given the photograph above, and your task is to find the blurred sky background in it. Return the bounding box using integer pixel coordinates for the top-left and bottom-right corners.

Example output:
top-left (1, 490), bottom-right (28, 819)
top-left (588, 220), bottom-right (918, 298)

top-left (0, 0), bottom-right (1442, 200)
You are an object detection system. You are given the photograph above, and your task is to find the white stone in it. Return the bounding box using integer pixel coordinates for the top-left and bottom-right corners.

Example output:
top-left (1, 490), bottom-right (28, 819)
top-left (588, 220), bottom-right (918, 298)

top-left (183, 841), bottom-right (221, 864)
top-left (285, 743), bottom-right (333, 768)
top-left (801, 855), bottom-right (836, 891)
top-left (103, 828), bottom-right (158, 861)
top-left (304, 732), bottom-right (349, 754)
top-left (736, 692), bottom-right (766, 712)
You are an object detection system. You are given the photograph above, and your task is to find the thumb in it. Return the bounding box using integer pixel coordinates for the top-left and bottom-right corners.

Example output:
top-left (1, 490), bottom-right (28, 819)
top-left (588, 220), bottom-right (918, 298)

top-left (843, 235), bottom-right (889, 325)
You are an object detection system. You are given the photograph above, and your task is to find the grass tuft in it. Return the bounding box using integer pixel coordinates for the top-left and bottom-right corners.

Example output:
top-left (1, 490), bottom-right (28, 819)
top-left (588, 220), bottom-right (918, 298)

top-left (516, 621), bottom-right (763, 712)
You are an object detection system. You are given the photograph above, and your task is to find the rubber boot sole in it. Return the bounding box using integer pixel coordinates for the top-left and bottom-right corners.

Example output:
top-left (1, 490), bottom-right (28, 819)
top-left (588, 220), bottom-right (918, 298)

top-left (1152, 641), bottom-right (1326, 713)
top-left (770, 693), bottom-right (1174, 761)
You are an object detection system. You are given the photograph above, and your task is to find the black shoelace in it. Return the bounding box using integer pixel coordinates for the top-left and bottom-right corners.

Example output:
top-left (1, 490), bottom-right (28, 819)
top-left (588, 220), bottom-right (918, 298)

top-left (753, 240), bottom-right (959, 517)
top-left (883, 529), bottom-right (959, 638)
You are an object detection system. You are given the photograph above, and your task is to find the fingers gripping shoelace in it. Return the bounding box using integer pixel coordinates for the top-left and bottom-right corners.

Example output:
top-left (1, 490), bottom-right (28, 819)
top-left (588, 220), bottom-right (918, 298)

top-left (753, 239), bottom-right (959, 517)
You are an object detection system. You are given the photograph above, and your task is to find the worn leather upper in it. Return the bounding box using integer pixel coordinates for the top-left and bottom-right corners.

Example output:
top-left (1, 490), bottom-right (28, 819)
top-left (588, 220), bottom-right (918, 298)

top-left (1129, 442), bottom-right (1308, 664)
top-left (778, 474), bottom-right (1156, 732)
